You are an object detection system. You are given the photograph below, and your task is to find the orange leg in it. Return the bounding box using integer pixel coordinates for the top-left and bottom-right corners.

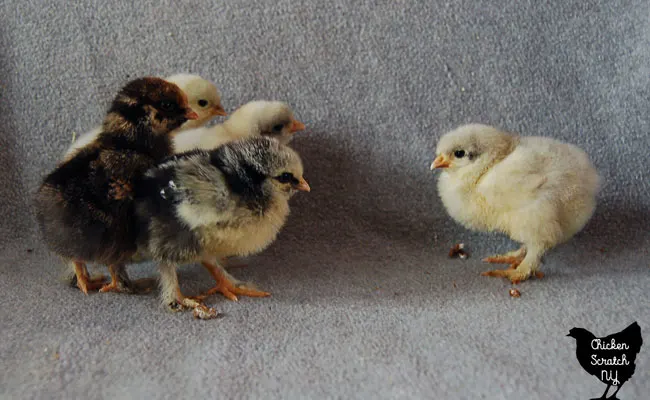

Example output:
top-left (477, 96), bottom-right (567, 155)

top-left (482, 247), bottom-right (527, 270)
top-left (481, 246), bottom-right (545, 283)
top-left (199, 261), bottom-right (270, 301)
top-left (481, 268), bottom-right (529, 284)
top-left (99, 264), bottom-right (133, 293)
top-left (72, 261), bottom-right (106, 294)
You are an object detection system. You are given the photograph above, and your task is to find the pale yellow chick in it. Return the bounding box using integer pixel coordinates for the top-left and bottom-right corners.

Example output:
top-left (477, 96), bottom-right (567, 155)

top-left (173, 100), bottom-right (305, 153)
top-left (431, 124), bottom-right (600, 282)
top-left (64, 74), bottom-right (225, 161)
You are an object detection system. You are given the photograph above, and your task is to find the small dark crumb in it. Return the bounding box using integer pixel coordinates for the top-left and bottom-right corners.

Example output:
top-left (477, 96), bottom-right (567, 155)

top-left (452, 281), bottom-right (458, 289)
top-left (509, 288), bottom-right (521, 298)
top-left (26, 249), bottom-right (34, 253)
top-left (599, 248), bottom-right (607, 253)
top-left (449, 243), bottom-right (469, 259)
top-left (53, 352), bottom-right (60, 360)
top-left (534, 271), bottom-right (544, 279)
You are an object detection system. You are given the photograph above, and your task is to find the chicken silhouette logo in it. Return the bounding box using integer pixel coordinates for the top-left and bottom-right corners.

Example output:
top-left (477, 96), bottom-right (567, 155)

top-left (567, 322), bottom-right (643, 400)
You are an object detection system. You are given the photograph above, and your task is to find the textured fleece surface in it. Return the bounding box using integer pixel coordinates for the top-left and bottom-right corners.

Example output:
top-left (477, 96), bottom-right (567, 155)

top-left (1, 1), bottom-right (648, 399)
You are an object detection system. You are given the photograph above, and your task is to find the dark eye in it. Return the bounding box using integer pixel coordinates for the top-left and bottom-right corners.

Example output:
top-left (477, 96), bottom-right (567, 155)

top-left (160, 101), bottom-right (174, 111)
top-left (454, 150), bottom-right (466, 158)
top-left (275, 172), bottom-right (294, 183)
top-left (198, 99), bottom-right (208, 107)
top-left (272, 124), bottom-right (284, 132)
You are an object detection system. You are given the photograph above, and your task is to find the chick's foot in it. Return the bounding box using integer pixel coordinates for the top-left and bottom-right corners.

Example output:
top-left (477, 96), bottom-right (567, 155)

top-left (72, 261), bottom-right (107, 294)
top-left (482, 247), bottom-right (527, 269)
top-left (99, 264), bottom-right (134, 293)
top-left (201, 262), bottom-right (270, 301)
top-left (481, 267), bottom-right (531, 284)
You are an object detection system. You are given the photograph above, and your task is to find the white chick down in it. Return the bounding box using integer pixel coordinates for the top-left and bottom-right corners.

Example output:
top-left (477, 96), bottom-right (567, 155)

top-left (165, 73), bottom-right (227, 130)
top-left (173, 100), bottom-right (305, 153)
top-left (431, 124), bottom-right (600, 282)
top-left (63, 74), bottom-right (225, 160)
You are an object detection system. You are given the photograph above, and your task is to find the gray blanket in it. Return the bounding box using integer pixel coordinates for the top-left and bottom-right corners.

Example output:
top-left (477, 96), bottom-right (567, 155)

top-left (1, 1), bottom-right (648, 399)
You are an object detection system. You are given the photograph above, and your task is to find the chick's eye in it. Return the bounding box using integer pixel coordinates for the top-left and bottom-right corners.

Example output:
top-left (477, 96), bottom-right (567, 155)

top-left (276, 172), bottom-right (294, 183)
top-left (198, 99), bottom-right (208, 107)
top-left (160, 101), bottom-right (174, 111)
top-left (454, 150), bottom-right (466, 158)
top-left (272, 124), bottom-right (284, 132)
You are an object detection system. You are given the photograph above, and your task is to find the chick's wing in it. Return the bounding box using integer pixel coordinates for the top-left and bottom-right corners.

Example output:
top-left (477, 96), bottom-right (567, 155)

top-left (477, 144), bottom-right (550, 212)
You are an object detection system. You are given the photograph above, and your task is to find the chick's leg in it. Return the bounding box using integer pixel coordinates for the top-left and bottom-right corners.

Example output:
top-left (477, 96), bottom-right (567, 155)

top-left (483, 246), bottom-right (527, 269)
top-left (200, 260), bottom-right (270, 301)
top-left (72, 261), bottom-right (106, 294)
top-left (158, 263), bottom-right (218, 320)
top-left (482, 244), bottom-right (546, 283)
top-left (99, 264), bottom-right (134, 293)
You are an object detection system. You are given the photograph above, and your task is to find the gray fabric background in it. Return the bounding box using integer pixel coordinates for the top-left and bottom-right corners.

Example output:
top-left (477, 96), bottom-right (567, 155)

top-left (1, 1), bottom-right (648, 399)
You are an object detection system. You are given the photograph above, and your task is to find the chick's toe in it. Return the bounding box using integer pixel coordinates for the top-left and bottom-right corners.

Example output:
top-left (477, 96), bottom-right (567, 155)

top-left (99, 264), bottom-right (134, 293)
top-left (481, 261), bottom-right (543, 283)
top-left (72, 261), bottom-right (107, 294)
top-left (201, 262), bottom-right (270, 301)
top-left (481, 267), bottom-right (530, 284)
top-left (482, 247), bottom-right (527, 269)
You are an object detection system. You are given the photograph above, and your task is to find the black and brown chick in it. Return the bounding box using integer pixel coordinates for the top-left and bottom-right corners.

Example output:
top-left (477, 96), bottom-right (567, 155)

top-left (35, 77), bottom-right (199, 295)
top-left (135, 136), bottom-right (310, 319)
top-left (567, 322), bottom-right (643, 400)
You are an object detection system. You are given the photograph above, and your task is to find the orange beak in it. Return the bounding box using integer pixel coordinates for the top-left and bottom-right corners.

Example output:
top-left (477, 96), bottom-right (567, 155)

top-left (289, 119), bottom-right (306, 133)
top-left (185, 109), bottom-right (200, 120)
top-left (212, 104), bottom-right (228, 117)
top-left (294, 176), bottom-right (311, 192)
top-left (430, 155), bottom-right (450, 169)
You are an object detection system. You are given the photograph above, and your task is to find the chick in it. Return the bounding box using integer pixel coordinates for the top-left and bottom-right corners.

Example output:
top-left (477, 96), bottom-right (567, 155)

top-left (174, 100), bottom-right (305, 153)
top-left (135, 136), bottom-right (310, 318)
top-left (35, 77), bottom-right (199, 294)
top-left (65, 74), bottom-right (225, 161)
top-left (431, 124), bottom-right (600, 283)
top-left (164, 73), bottom-right (227, 129)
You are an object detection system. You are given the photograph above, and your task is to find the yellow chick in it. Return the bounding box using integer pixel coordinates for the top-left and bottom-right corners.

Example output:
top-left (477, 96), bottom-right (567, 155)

top-left (164, 73), bottom-right (227, 129)
top-left (173, 100), bottom-right (305, 153)
top-left (64, 74), bottom-right (225, 161)
top-left (431, 124), bottom-right (600, 283)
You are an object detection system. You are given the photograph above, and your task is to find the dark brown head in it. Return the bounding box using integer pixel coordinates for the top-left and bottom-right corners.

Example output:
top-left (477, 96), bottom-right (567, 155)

top-left (105, 77), bottom-right (199, 136)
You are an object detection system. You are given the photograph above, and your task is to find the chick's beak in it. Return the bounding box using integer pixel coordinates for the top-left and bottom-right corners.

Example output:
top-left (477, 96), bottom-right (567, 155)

top-left (212, 104), bottom-right (228, 117)
top-left (293, 176), bottom-right (311, 192)
top-left (430, 155), bottom-right (450, 170)
top-left (185, 109), bottom-right (200, 120)
top-left (289, 119), bottom-right (306, 133)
